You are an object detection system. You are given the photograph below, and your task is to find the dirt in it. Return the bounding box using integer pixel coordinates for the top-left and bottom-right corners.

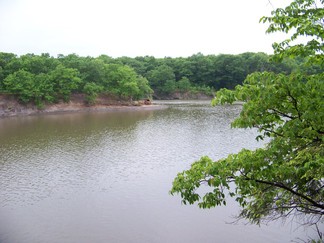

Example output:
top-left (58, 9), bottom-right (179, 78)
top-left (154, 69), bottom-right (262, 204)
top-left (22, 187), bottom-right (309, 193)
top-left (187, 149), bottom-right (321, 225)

top-left (0, 94), bottom-right (162, 118)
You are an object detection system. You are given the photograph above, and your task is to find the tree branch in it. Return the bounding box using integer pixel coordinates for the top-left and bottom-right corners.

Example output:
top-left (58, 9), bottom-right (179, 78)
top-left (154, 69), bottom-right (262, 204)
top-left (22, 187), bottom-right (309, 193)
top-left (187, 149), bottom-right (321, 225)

top-left (269, 108), bottom-right (297, 120)
top-left (286, 89), bottom-right (302, 120)
top-left (245, 177), bottom-right (324, 212)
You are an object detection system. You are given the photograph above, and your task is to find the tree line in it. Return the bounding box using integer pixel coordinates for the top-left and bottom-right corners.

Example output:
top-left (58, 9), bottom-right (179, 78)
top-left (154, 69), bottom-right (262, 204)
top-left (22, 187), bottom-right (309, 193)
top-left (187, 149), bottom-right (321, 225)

top-left (0, 51), bottom-right (319, 106)
top-left (0, 53), bottom-right (153, 107)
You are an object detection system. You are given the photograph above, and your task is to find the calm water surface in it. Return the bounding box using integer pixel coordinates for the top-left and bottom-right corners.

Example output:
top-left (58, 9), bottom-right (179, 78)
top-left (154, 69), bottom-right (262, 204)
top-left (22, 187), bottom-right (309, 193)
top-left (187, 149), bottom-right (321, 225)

top-left (0, 101), bottom-right (315, 242)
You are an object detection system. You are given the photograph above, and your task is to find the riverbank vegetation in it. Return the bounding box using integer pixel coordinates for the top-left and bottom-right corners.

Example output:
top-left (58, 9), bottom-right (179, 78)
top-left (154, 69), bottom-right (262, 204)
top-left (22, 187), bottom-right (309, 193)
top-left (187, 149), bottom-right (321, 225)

top-left (0, 53), bottom-right (153, 107)
top-left (170, 0), bottom-right (324, 240)
top-left (0, 49), bottom-right (319, 107)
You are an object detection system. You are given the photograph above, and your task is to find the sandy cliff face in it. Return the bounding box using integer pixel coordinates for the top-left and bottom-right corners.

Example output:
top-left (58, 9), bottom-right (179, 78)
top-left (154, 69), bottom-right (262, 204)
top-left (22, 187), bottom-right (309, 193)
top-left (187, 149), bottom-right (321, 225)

top-left (0, 95), bottom-right (33, 117)
top-left (0, 94), bottom-right (154, 117)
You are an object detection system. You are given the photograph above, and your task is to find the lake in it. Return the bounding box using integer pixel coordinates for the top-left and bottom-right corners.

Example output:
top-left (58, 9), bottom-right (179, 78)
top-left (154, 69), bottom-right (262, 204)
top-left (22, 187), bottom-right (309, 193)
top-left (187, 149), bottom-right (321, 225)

top-left (0, 100), bottom-right (314, 242)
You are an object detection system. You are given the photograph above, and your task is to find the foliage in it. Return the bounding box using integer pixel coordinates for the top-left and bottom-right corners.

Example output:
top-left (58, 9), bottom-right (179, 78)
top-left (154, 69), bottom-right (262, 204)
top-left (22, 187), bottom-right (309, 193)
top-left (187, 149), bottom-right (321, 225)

top-left (0, 49), bottom-right (318, 103)
top-left (0, 53), bottom-right (153, 105)
top-left (146, 64), bottom-right (176, 94)
top-left (83, 82), bottom-right (103, 105)
top-left (3, 65), bottom-right (81, 106)
top-left (49, 64), bottom-right (81, 102)
top-left (0, 52), bottom-right (17, 90)
top-left (170, 0), bottom-right (324, 236)
top-left (136, 76), bottom-right (154, 99)
top-left (171, 72), bottom-right (324, 223)
top-left (261, 0), bottom-right (324, 64)
top-left (4, 70), bottom-right (40, 103)
top-left (177, 77), bottom-right (191, 92)
top-left (102, 64), bottom-right (143, 100)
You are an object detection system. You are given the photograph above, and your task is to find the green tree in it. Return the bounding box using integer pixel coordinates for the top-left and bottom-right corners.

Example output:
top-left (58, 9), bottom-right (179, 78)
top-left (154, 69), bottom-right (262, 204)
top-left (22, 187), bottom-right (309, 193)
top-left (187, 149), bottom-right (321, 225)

top-left (187, 53), bottom-right (215, 86)
top-left (170, 0), bottom-right (324, 236)
top-left (261, 0), bottom-right (324, 65)
top-left (146, 64), bottom-right (176, 94)
top-left (32, 73), bottom-right (55, 106)
top-left (115, 56), bottom-right (147, 77)
top-left (6, 53), bottom-right (60, 75)
top-left (3, 70), bottom-right (37, 103)
top-left (177, 76), bottom-right (191, 92)
top-left (171, 57), bottom-right (193, 81)
top-left (49, 64), bottom-right (81, 101)
top-left (162, 79), bottom-right (177, 93)
top-left (3, 70), bottom-right (54, 106)
top-left (83, 82), bottom-right (103, 104)
top-left (136, 76), bottom-right (153, 99)
top-left (104, 64), bottom-right (142, 100)
top-left (135, 56), bottom-right (158, 74)
top-left (0, 52), bottom-right (17, 90)
top-left (213, 54), bottom-right (247, 89)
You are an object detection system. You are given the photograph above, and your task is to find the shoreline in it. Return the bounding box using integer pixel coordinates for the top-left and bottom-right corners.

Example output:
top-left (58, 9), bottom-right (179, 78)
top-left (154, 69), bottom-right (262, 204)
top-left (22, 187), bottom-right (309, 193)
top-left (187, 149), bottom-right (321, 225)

top-left (0, 96), bottom-right (167, 118)
top-left (0, 103), bottom-right (167, 118)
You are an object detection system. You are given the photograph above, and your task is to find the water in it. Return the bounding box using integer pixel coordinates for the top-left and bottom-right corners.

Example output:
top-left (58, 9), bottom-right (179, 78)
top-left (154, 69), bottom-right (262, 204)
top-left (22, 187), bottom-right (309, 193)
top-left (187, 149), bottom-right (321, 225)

top-left (0, 101), bottom-right (316, 242)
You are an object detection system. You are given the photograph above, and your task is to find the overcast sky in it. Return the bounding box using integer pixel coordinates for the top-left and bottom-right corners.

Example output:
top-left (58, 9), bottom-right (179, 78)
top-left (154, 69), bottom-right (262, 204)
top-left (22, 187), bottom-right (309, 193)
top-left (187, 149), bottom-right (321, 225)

top-left (0, 0), bottom-right (292, 58)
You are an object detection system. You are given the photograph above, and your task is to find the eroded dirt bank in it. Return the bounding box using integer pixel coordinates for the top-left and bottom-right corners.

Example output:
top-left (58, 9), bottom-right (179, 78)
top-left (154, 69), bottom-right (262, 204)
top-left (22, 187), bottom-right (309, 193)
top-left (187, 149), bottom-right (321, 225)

top-left (0, 94), bottom-right (163, 118)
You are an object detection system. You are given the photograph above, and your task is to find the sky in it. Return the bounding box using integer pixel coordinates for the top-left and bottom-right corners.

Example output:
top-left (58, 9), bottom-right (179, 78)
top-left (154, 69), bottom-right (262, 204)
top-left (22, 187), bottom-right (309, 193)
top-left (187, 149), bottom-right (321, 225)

top-left (0, 0), bottom-right (292, 58)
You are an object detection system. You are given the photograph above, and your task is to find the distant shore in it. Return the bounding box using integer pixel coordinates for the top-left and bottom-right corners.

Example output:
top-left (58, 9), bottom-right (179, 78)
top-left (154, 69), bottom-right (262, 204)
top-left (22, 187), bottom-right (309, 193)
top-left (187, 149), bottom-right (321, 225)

top-left (0, 94), bottom-right (166, 118)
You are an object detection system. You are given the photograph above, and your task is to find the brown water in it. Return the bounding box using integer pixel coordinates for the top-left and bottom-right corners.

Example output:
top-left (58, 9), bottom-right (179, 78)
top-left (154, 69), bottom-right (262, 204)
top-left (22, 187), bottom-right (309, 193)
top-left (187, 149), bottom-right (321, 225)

top-left (0, 101), bottom-right (315, 242)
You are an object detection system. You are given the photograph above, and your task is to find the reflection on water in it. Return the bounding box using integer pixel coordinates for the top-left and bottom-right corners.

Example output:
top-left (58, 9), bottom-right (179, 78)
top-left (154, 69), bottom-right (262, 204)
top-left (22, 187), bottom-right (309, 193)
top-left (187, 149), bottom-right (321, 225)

top-left (0, 101), bottom-right (315, 243)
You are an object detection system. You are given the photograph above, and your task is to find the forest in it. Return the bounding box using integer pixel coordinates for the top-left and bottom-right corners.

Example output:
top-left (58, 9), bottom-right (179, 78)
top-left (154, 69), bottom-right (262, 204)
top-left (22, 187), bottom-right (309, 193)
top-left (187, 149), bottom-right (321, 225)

top-left (0, 51), bottom-right (319, 107)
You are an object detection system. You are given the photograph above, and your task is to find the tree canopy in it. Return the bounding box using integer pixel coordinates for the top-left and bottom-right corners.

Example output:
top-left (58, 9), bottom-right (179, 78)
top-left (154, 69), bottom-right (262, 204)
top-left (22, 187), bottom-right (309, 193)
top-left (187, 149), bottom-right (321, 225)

top-left (0, 47), bottom-right (321, 104)
top-left (170, 0), bottom-right (324, 239)
top-left (0, 53), bottom-right (153, 106)
top-left (1, 49), bottom-right (317, 105)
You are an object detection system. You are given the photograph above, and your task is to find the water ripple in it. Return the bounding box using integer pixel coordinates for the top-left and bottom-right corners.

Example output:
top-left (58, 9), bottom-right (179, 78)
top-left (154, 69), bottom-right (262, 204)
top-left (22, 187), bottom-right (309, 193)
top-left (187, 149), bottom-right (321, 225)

top-left (0, 102), bottom-right (311, 243)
